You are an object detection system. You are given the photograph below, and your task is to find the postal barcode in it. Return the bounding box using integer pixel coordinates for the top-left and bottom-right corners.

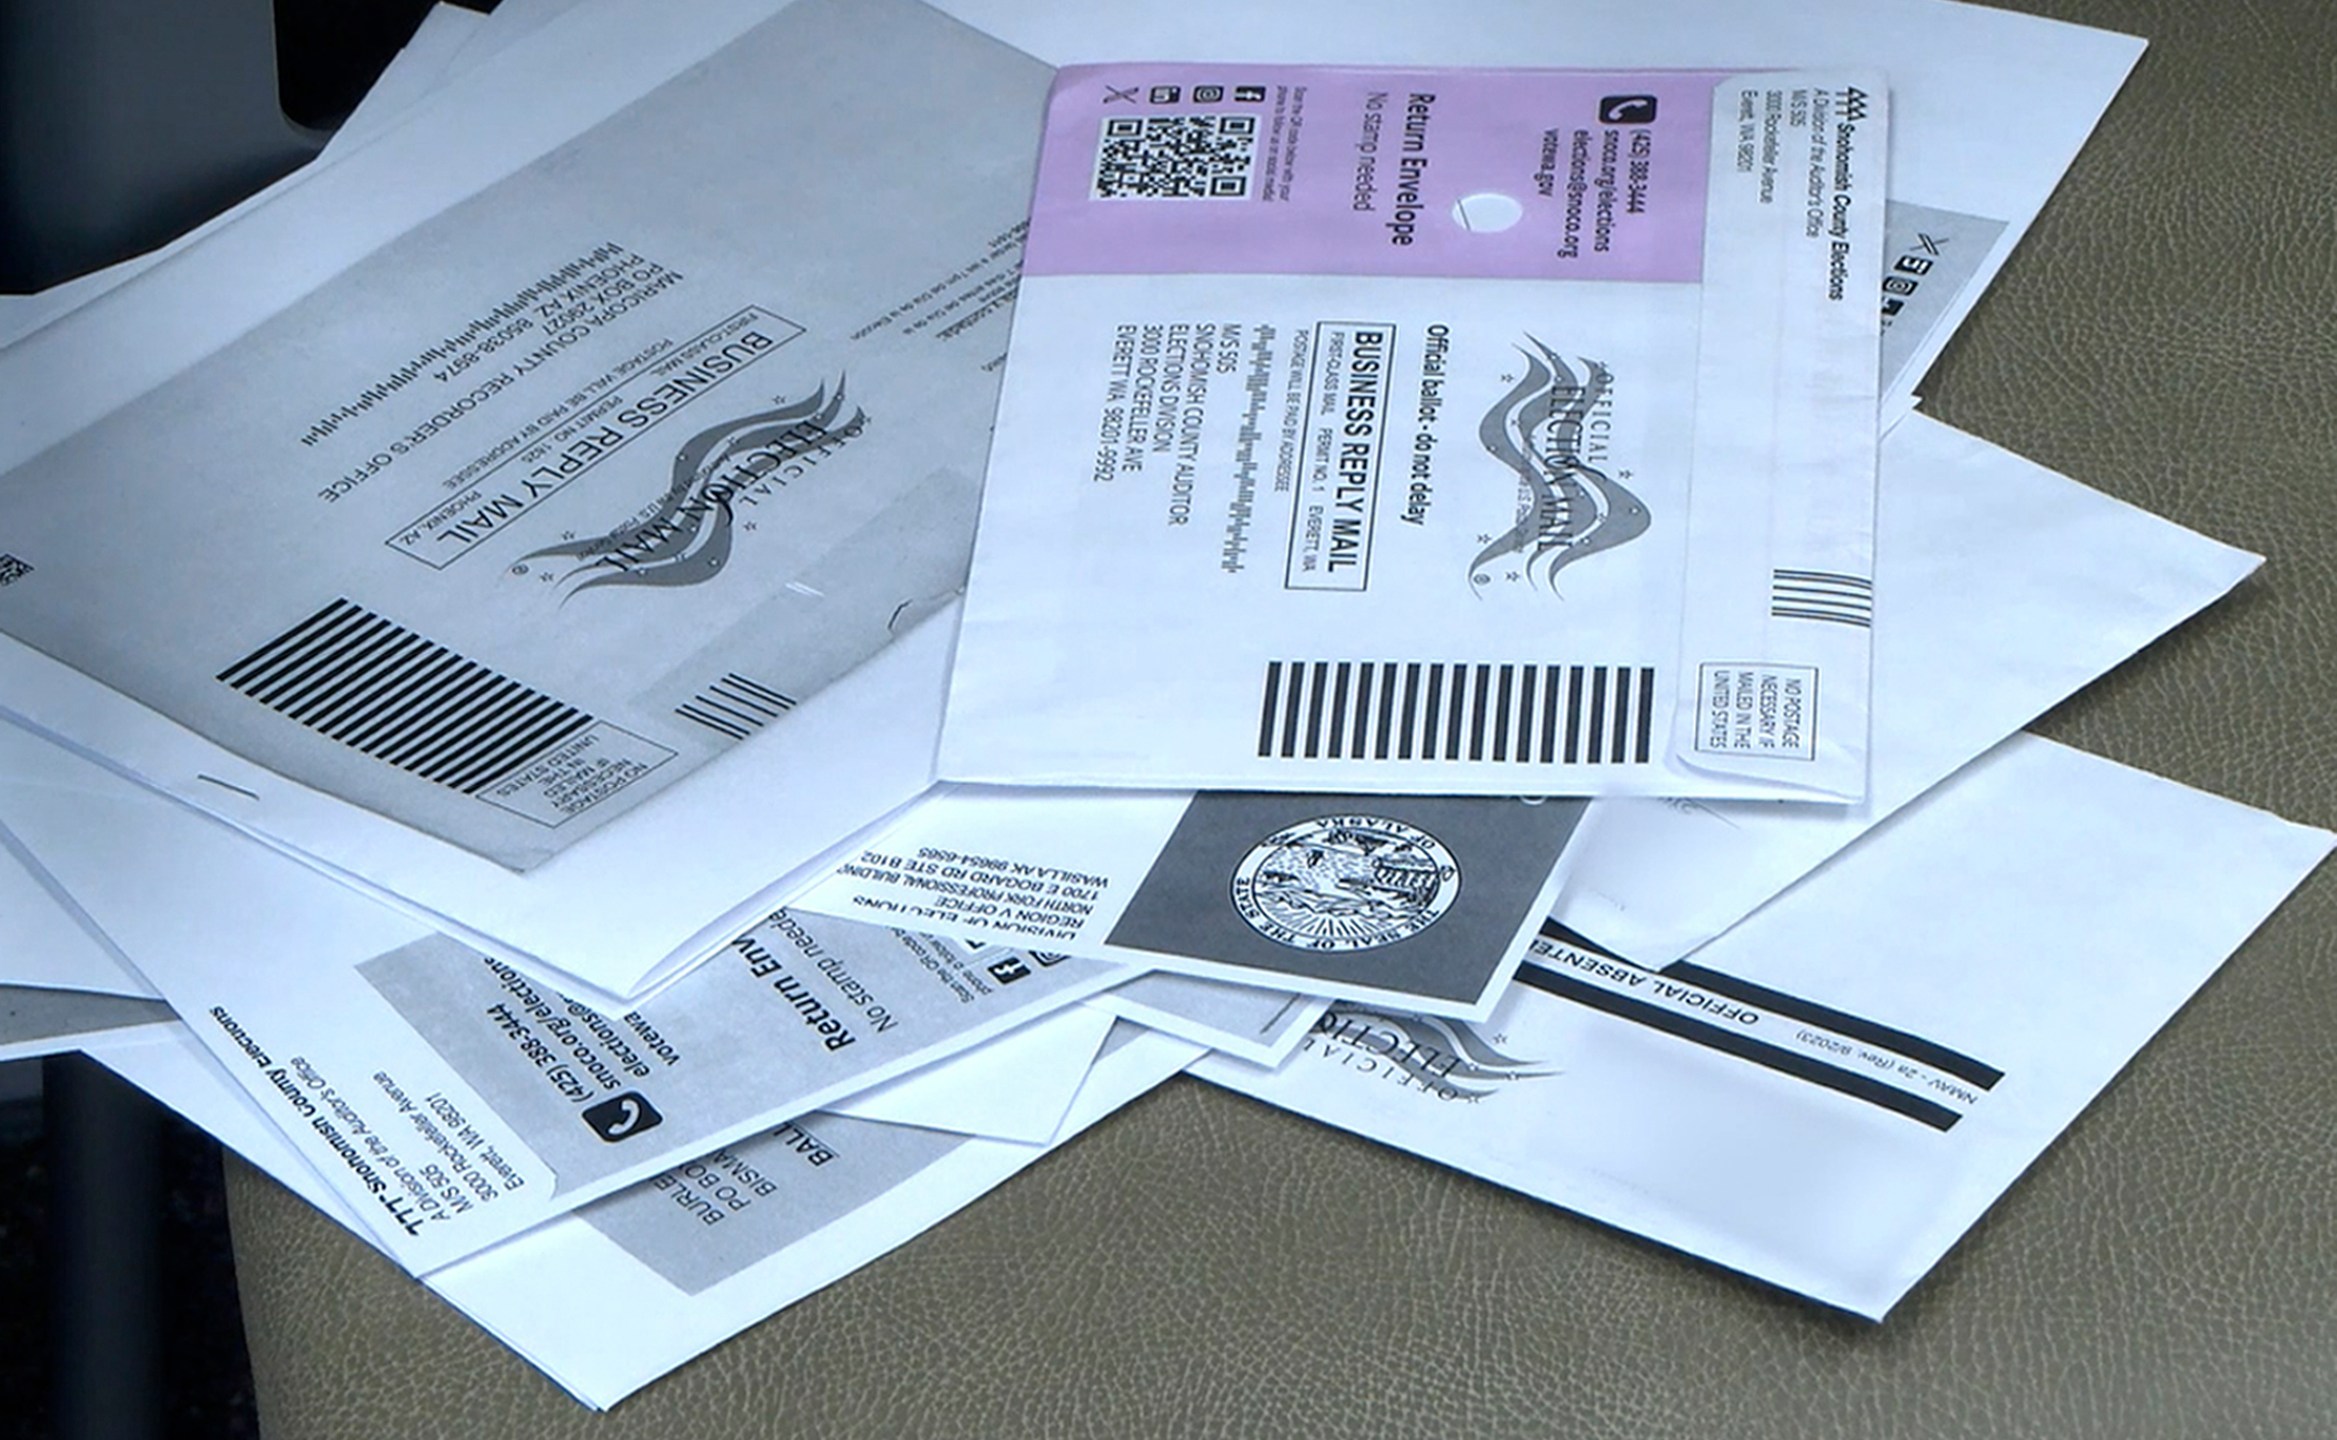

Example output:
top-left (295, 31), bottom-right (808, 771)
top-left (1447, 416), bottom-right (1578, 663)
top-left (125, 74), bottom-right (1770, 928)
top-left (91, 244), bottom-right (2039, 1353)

top-left (1093, 114), bottom-right (1258, 199)
top-left (1771, 569), bottom-right (1873, 627)
top-left (675, 673), bottom-right (796, 741)
top-left (217, 599), bottom-right (593, 794)
top-left (1257, 661), bottom-right (1656, 766)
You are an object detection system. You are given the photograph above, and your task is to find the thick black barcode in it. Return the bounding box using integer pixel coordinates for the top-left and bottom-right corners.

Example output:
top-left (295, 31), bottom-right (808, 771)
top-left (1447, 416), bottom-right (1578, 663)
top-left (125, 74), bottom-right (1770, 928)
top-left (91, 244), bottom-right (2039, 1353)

top-left (1255, 661), bottom-right (1655, 765)
top-left (1771, 568), bottom-right (1873, 627)
top-left (217, 599), bottom-right (592, 794)
top-left (674, 673), bottom-right (796, 741)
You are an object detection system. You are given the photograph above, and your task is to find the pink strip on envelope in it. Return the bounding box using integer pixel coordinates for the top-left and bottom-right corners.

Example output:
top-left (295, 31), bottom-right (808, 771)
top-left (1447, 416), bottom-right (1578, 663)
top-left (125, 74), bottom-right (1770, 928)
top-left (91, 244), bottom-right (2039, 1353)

top-left (1024, 64), bottom-right (1721, 281)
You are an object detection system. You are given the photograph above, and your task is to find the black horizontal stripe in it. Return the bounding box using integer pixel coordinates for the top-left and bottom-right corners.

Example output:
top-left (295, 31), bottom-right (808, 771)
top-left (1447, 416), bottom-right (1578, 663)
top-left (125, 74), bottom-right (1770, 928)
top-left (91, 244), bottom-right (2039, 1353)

top-left (1774, 568), bottom-right (1873, 586)
top-left (1771, 568), bottom-right (1874, 626)
top-left (1515, 961), bottom-right (1961, 1130)
top-left (1772, 605), bottom-right (1874, 627)
top-left (215, 599), bottom-right (355, 688)
top-left (1663, 961), bottom-right (2002, 1089)
top-left (443, 705), bottom-right (585, 792)
top-left (219, 599), bottom-right (599, 798)
top-left (678, 704), bottom-right (750, 741)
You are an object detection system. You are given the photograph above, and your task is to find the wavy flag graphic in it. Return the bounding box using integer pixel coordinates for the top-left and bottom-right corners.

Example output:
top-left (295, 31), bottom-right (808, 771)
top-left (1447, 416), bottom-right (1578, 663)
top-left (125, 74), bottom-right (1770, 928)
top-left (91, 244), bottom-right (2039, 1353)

top-left (1318, 1002), bottom-right (1556, 1097)
top-left (1470, 338), bottom-right (1649, 591)
top-left (526, 380), bottom-right (865, 596)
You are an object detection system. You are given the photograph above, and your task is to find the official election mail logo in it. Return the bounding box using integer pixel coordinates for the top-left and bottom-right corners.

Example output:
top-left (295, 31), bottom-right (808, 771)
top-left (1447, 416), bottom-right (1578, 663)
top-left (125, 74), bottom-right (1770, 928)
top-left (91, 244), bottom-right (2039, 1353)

top-left (1471, 337), bottom-right (1649, 590)
top-left (1230, 815), bottom-right (1460, 952)
top-left (524, 381), bottom-right (866, 596)
top-left (1313, 1003), bottom-right (1555, 1099)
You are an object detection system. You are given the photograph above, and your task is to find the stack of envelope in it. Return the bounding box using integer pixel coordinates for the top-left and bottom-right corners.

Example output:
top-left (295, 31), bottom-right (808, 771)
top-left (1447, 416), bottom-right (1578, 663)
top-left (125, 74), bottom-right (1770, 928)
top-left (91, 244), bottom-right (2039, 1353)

top-left (1, 0), bottom-right (2326, 1411)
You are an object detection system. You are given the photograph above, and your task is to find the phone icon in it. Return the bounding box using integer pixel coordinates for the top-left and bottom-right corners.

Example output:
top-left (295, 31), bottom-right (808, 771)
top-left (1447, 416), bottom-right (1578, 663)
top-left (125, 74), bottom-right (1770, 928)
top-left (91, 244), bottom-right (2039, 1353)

top-left (1599, 94), bottom-right (1659, 125)
top-left (582, 1091), bottom-right (665, 1142)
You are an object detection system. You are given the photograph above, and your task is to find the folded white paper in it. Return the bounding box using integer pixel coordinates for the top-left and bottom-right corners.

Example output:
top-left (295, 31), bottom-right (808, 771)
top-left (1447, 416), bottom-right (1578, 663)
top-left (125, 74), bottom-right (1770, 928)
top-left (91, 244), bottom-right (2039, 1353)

top-left (98, 1016), bottom-right (1202, 1409)
top-left (0, 720), bottom-right (1127, 1275)
top-left (1199, 733), bottom-right (2332, 1317)
top-left (943, 63), bottom-right (1886, 800)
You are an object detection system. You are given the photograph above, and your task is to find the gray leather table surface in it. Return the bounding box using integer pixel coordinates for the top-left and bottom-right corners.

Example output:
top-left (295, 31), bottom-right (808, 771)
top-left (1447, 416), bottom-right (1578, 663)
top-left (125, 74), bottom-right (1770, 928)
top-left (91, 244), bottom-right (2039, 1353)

top-left (225, 0), bottom-right (2337, 1433)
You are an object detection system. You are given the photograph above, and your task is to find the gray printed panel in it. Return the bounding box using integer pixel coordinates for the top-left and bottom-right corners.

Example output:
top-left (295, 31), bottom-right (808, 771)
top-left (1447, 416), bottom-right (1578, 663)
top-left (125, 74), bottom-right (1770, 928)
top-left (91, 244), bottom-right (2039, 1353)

top-left (1878, 199), bottom-right (2008, 388)
top-left (1107, 793), bottom-right (1583, 1005)
top-left (0, 985), bottom-right (175, 1049)
top-left (581, 1112), bottom-right (966, 1297)
top-left (358, 911), bottom-right (1106, 1193)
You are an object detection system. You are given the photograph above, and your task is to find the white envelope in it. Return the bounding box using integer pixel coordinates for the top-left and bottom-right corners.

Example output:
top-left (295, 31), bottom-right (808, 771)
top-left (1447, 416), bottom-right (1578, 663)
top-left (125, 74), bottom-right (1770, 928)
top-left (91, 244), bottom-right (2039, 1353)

top-left (933, 0), bottom-right (2143, 409)
top-left (98, 1017), bottom-right (1202, 1410)
top-left (942, 63), bottom-right (1887, 801)
top-left (1198, 733), bottom-right (2333, 1317)
top-left (1553, 412), bottom-right (2260, 967)
top-left (0, 0), bottom-right (1047, 1003)
top-left (799, 412), bottom-right (2257, 992)
top-left (0, 719), bottom-right (1127, 1276)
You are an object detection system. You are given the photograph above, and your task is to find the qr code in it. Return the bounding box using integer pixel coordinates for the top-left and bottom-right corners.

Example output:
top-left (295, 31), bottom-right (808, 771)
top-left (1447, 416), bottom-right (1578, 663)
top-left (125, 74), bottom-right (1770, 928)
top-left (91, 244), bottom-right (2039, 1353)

top-left (1093, 114), bottom-right (1259, 200)
top-left (0, 554), bottom-right (29, 588)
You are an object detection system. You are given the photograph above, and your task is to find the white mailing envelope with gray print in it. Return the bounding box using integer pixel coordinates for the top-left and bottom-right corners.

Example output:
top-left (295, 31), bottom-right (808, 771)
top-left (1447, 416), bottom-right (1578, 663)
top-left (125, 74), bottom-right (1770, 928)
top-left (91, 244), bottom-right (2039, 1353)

top-left (941, 62), bottom-right (1887, 799)
top-left (0, 717), bottom-right (1123, 1276)
top-left (1198, 735), bottom-right (2334, 1318)
top-left (0, 0), bottom-right (1043, 1001)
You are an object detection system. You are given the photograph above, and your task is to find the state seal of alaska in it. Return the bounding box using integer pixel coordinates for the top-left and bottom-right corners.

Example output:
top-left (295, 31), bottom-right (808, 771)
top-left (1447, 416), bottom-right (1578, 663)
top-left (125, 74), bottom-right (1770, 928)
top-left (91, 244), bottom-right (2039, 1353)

top-left (1229, 815), bottom-right (1461, 952)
